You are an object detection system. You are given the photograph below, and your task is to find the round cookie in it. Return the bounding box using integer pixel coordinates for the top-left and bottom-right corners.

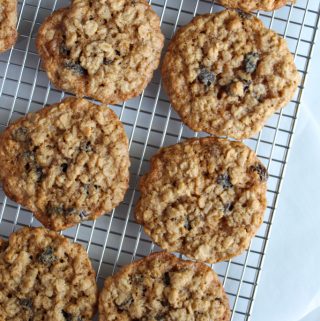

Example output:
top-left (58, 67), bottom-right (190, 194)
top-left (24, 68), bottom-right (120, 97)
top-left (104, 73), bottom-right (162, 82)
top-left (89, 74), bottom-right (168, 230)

top-left (135, 137), bottom-right (268, 263)
top-left (0, 227), bottom-right (98, 320)
top-left (0, 0), bottom-right (18, 53)
top-left (217, 0), bottom-right (295, 12)
top-left (0, 97), bottom-right (130, 231)
top-left (162, 10), bottom-right (300, 140)
top-left (99, 252), bottom-right (230, 321)
top-left (36, 1), bottom-right (164, 104)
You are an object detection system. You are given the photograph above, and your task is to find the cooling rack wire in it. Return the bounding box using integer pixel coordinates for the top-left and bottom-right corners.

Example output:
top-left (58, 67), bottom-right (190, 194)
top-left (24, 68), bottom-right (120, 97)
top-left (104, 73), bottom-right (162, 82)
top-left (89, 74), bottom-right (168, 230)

top-left (0, 0), bottom-right (319, 320)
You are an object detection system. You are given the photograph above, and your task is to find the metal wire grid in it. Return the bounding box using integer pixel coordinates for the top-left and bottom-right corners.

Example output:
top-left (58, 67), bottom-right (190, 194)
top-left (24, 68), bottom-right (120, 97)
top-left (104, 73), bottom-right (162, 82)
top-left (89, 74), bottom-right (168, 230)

top-left (0, 0), bottom-right (319, 320)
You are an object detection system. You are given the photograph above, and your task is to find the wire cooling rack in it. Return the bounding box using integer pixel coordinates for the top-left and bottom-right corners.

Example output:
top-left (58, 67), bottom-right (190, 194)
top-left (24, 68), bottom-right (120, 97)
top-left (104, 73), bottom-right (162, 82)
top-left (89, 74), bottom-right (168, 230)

top-left (0, 0), bottom-right (319, 320)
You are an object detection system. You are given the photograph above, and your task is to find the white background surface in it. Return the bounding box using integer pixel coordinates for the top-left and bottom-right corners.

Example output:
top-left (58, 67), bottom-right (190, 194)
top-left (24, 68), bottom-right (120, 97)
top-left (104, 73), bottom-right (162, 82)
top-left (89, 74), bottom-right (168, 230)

top-left (252, 27), bottom-right (320, 321)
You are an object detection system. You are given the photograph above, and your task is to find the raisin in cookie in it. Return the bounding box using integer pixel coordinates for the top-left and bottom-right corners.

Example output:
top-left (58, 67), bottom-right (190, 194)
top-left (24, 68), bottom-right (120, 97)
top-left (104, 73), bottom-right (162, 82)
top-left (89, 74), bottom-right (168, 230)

top-left (99, 252), bottom-right (230, 321)
top-left (217, 0), bottom-right (295, 12)
top-left (0, 97), bottom-right (130, 231)
top-left (162, 10), bottom-right (299, 140)
top-left (135, 137), bottom-right (267, 263)
top-left (0, 238), bottom-right (7, 253)
top-left (0, 0), bottom-right (18, 53)
top-left (36, 1), bottom-right (164, 104)
top-left (0, 227), bottom-right (97, 320)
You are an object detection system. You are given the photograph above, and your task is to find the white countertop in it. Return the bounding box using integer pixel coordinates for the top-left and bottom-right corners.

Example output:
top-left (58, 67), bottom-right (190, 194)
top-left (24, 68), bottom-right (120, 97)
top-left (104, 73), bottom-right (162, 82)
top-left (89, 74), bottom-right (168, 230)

top-left (251, 27), bottom-right (320, 321)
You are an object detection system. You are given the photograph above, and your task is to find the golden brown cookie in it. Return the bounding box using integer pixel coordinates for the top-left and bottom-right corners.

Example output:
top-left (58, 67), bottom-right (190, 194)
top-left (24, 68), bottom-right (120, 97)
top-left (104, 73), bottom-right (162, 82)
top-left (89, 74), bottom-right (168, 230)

top-left (162, 10), bottom-right (300, 140)
top-left (0, 97), bottom-right (130, 231)
top-left (99, 252), bottom-right (231, 321)
top-left (0, 0), bottom-right (17, 53)
top-left (217, 0), bottom-right (295, 12)
top-left (36, 0), bottom-right (164, 104)
top-left (0, 227), bottom-right (98, 320)
top-left (135, 137), bottom-right (267, 263)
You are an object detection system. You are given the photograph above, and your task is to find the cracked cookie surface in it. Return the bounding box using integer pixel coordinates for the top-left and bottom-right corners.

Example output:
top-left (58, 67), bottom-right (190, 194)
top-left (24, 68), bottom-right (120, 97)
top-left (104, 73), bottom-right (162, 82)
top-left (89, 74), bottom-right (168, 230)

top-left (162, 10), bottom-right (299, 139)
top-left (99, 252), bottom-right (230, 321)
top-left (0, 227), bottom-right (98, 321)
top-left (36, 0), bottom-right (164, 104)
top-left (135, 137), bottom-right (267, 263)
top-left (217, 0), bottom-right (295, 12)
top-left (0, 97), bottom-right (130, 231)
top-left (0, 0), bottom-right (17, 53)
